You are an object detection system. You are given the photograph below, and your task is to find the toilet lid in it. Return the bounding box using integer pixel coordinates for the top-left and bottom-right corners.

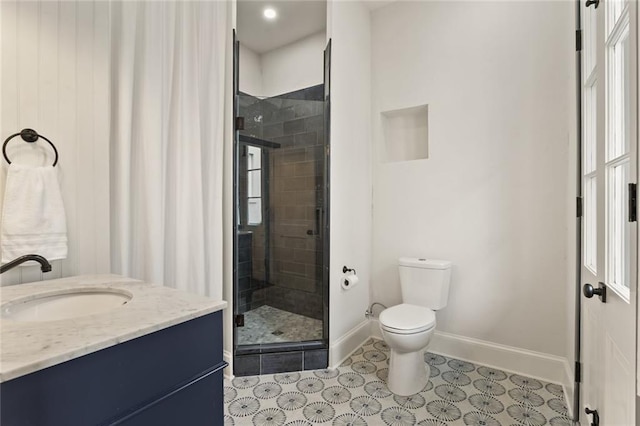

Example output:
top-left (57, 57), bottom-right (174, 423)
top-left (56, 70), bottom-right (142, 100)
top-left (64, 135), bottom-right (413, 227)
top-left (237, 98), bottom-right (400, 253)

top-left (379, 304), bottom-right (436, 333)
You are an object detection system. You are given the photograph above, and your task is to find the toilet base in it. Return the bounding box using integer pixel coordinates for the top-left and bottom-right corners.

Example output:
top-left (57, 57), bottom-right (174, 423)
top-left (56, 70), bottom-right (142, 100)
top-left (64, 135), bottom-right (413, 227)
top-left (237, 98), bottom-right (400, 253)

top-left (387, 348), bottom-right (431, 396)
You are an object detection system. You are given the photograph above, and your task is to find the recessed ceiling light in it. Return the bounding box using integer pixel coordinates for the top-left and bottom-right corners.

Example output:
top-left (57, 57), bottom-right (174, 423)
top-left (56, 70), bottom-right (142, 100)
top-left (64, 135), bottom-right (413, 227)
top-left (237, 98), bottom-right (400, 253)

top-left (263, 7), bottom-right (277, 20)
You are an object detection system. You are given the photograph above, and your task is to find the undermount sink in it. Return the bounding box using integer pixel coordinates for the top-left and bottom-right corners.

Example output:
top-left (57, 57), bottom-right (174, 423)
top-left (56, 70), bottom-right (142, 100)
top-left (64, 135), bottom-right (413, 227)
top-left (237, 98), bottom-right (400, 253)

top-left (1, 289), bottom-right (132, 322)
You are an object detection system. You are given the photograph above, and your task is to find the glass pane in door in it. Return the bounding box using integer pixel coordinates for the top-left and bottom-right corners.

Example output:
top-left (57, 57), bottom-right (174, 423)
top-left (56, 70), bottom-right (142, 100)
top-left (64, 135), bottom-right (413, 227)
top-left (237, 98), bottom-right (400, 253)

top-left (606, 26), bottom-right (630, 161)
top-left (604, 14), bottom-right (631, 300)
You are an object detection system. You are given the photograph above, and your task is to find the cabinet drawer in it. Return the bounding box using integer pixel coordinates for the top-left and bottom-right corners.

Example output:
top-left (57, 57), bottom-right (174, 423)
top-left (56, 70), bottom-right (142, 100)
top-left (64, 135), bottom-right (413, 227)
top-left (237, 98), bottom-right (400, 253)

top-left (110, 366), bottom-right (225, 426)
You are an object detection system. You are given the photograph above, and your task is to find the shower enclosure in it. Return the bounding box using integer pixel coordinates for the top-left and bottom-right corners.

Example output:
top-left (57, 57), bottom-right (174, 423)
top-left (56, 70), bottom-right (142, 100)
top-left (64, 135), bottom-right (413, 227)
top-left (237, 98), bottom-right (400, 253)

top-left (233, 85), bottom-right (329, 375)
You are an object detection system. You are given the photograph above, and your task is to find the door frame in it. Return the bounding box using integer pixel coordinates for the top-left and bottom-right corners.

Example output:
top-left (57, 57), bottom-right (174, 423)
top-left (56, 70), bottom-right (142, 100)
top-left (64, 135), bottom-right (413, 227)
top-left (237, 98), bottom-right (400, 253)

top-left (573, 0), bottom-right (584, 421)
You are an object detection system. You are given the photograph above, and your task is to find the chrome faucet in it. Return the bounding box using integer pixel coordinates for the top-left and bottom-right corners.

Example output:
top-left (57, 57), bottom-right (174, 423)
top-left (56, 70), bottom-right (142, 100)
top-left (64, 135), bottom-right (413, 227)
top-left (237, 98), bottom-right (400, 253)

top-left (1, 254), bottom-right (52, 274)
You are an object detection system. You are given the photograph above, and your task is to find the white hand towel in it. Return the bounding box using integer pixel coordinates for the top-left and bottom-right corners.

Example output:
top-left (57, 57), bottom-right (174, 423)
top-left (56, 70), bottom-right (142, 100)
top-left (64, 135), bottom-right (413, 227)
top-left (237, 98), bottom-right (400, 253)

top-left (1, 164), bottom-right (68, 263)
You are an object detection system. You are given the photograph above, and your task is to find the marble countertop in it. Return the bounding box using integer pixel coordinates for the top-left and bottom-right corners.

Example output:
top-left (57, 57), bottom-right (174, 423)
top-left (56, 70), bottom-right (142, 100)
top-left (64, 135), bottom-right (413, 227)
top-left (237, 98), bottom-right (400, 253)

top-left (0, 274), bottom-right (227, 383)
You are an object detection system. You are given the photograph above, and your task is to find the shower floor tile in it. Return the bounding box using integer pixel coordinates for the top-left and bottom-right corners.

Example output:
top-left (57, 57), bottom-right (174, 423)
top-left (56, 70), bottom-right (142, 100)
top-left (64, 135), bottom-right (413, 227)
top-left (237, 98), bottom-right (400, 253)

top-left (224, 338), bottom-right (573, 425)
top-left (237, 305), bottom-right (323, 345)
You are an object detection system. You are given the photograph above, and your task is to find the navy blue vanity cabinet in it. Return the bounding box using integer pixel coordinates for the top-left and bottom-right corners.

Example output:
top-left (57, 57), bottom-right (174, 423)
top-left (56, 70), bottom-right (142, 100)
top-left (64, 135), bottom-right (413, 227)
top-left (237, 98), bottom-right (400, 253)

top-left (0, 310), bottom-right (226, 426)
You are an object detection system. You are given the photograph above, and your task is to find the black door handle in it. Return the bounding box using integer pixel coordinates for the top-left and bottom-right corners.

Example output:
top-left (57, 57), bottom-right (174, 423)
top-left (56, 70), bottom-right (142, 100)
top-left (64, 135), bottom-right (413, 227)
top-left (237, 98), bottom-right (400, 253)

top-left (583, 283), bottom-right (607, 302)
top-left (585, 407), bottom-right (599, 426)
top-left (586, 0), bottom-right (599, 8)
top-left (306, 208), bottom-right (322, 236)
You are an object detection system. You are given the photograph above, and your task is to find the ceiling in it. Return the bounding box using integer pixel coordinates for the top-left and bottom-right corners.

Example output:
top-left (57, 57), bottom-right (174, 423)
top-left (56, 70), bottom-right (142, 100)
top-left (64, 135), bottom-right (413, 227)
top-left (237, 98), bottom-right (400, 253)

top-left (237, 0), bottom-right (327, 54)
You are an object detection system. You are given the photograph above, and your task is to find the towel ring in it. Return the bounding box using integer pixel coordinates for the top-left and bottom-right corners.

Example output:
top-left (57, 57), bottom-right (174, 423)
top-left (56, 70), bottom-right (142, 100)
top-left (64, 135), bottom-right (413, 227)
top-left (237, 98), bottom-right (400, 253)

top-left (2, 129), bottom-right (59, 167)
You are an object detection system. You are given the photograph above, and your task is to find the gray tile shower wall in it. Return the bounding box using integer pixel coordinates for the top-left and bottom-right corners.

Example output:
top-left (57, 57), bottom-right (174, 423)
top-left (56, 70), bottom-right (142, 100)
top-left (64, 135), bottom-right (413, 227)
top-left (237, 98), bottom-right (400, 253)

top-left (274, 84), bottom-right (324, 102)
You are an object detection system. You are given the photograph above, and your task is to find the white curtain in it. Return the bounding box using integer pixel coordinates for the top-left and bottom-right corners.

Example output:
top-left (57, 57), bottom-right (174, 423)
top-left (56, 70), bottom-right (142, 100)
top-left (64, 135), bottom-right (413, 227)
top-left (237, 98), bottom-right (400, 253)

top-left (110, 1), bottom-right (228, 298)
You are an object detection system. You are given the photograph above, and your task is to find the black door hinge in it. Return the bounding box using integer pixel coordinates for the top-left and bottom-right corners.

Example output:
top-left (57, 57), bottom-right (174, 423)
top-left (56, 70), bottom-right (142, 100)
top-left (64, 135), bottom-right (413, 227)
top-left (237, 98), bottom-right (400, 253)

top-left (576, 29), bottom-right (582, 52)
top-left (235, 314), bottom-right (245, 327)
top-left (235, 116), bottom-right (245, 131)
top-left (586, 0), bottom-right (600, 9)
top-left (629, 183), bottom-right (637, 222)
top-left (577, 196), bottom-right (583, 218)
top-left (574, 361), bottom-right (581, 383)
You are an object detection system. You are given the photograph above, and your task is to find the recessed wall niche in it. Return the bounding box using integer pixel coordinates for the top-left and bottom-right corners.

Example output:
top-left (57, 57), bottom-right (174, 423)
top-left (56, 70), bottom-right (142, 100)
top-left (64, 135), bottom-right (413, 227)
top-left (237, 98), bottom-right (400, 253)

top-left (381, 104), bottom-right (429, 162)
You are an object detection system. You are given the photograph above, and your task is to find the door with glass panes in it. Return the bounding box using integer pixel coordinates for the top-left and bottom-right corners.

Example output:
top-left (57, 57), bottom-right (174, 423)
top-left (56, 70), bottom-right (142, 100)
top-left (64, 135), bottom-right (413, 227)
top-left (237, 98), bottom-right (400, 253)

top-left (580, 0), bottom-right (637, 424)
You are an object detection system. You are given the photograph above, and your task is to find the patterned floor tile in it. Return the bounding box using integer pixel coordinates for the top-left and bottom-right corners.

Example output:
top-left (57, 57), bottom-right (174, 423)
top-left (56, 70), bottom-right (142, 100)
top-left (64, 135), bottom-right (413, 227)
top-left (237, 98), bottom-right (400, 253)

top-left (225, 338), bottom-right (574, 425)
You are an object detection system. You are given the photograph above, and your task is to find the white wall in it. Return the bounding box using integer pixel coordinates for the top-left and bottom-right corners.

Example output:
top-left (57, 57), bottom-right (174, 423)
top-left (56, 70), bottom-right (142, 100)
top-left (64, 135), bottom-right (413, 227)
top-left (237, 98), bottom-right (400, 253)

top-left (239, 32), bottom-right (326, 98)
top-left (0, 1), bottom-right (111, 286)
top-left (261, 31), bottom-right (325, 97)
top-left (239, 43), bottom-right (263, 96)
top-left (327, 0), bottom-right (372, 366)
top-left (370, 0), bottom-right (574, 359)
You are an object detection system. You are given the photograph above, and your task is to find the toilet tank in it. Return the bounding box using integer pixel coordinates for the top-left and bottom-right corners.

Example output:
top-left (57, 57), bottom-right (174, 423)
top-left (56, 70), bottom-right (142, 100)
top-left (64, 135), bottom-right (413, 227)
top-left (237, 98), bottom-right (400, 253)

top-left (398, 258), bottom-right (452, 310)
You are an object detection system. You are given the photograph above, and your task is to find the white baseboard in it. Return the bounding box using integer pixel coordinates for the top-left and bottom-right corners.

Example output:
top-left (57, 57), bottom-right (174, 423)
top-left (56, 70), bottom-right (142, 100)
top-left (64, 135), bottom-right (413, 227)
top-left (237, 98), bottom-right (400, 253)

top-left (370, 318), bottom-right (571, 392)
top-left (330, 319), bottom-right (371, 368)
top-left (223, 350), bottom-right (233, 380)
top-left (371, 318), bottom-right (383, 340)
top-left (430, 329), bottom-right (568, 385)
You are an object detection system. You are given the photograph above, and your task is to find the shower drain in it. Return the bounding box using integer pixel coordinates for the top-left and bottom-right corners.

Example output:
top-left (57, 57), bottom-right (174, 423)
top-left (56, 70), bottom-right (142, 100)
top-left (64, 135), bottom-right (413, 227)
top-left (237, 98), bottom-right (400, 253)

top-left (271, 330), bottom-right (284, 336)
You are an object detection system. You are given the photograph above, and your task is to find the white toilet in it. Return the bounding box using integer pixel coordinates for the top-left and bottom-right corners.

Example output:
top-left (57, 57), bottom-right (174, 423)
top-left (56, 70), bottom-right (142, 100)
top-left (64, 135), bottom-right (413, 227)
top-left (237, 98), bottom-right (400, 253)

top-left (379, 257), bottom-right (452, 396)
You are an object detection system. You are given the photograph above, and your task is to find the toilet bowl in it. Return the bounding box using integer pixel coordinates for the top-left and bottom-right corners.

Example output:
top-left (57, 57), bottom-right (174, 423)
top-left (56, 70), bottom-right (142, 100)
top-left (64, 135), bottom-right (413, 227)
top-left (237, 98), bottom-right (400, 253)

top-left (379, 303), bottom-right (436, 396)
top-left (377, 257), bottom-right (452, 396)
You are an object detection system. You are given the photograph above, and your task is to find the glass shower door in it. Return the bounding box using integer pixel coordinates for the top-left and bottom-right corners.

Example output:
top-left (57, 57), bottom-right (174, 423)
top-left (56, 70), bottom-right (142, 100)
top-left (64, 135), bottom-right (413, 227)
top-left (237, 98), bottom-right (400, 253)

top-left (234, 93), bottom-right (327, 348)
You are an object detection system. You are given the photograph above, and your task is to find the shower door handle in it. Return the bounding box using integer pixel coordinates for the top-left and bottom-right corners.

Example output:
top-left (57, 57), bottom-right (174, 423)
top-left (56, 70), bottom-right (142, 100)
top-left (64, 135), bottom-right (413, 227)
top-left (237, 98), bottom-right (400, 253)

top-left (306, 208), bottom-right (322, 236)
top-left (315, 208), bottom-right (321, 235)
